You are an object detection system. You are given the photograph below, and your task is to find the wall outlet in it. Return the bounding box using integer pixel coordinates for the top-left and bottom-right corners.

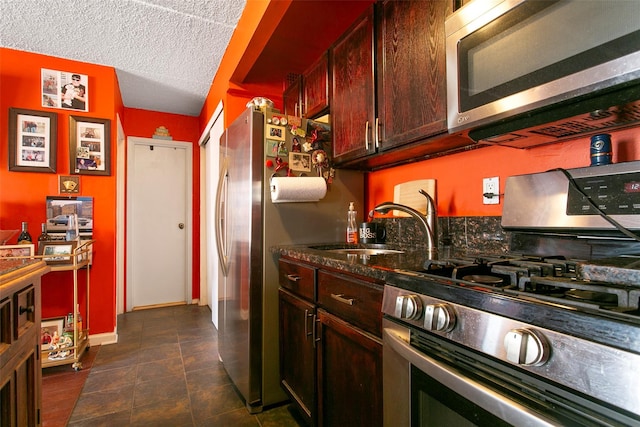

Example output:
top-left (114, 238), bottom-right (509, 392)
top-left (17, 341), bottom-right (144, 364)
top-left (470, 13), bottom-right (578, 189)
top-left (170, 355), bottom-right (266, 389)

top-left (483, 177), bottom-right (500, 205)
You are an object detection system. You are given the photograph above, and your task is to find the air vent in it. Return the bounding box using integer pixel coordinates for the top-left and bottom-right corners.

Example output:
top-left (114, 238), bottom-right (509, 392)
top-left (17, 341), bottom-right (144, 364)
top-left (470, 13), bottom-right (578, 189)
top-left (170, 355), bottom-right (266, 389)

top-left (284, 73), bottom-right (302, 91)
top-left (531, 103), bottom-right (640, 139)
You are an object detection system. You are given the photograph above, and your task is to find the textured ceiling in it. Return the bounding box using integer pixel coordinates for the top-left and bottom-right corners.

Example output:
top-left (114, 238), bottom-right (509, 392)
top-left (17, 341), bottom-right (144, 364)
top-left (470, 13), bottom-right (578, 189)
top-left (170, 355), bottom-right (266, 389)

top-left (0, 0), bottom-right (245, 116)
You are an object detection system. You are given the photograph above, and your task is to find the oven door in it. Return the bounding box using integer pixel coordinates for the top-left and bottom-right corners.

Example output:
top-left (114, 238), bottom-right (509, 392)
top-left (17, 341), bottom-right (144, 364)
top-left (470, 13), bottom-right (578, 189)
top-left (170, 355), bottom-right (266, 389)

top-left (383, 318), bottom-right (558, 427)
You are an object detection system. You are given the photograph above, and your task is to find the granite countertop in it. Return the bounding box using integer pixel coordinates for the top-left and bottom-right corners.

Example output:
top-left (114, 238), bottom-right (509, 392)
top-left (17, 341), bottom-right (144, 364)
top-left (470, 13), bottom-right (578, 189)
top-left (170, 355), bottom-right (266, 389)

top-left (274, 243), bottom-right (432, 282)
top-left (275, 243), bottom-right (640, 288)
top-left (0, 258), bottom-right (42, 276)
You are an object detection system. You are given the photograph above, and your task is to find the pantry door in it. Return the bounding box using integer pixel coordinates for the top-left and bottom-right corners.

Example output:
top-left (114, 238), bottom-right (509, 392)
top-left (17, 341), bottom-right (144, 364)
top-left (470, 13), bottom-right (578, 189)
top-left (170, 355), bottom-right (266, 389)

top-left (126, 137), bottom-right (192, 310)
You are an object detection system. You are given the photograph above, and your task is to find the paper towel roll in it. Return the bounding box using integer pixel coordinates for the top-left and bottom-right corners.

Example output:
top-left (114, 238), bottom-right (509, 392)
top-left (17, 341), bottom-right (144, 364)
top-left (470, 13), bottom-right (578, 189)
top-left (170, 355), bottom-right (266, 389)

top-left (270, 177), bottom-right (327, 203)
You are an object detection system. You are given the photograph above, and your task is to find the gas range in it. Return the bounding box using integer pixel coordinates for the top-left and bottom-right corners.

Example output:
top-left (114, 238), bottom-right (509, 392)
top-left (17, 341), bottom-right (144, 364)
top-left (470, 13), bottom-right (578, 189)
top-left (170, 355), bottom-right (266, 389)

top-left (382, 162), bottom-right (640, 425)
top-left (420, 254), bottom-right (640, 316)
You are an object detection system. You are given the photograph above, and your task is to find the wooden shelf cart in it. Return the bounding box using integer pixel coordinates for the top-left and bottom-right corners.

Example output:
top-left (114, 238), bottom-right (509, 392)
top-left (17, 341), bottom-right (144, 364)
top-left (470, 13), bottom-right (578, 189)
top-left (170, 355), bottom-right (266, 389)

top-left (40, 240), bottom-right (93, 371)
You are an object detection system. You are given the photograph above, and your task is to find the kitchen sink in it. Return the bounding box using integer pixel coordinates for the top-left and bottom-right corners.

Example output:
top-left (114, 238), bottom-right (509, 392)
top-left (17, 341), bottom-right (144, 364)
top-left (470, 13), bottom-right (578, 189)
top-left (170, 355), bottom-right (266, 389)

top-left (326, 248), bottom-right (405, 256)
top-left (309, 244), bottom-right (405, 256)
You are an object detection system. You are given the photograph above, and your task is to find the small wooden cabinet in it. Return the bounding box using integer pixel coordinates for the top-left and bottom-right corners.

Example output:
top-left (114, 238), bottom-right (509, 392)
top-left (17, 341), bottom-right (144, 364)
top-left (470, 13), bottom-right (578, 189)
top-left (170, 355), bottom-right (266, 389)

top-left (283, 52), bottom-right (330, 120)
top-left (283, 75), bottom-right (303, 118)
top-left (278, 257), bottom-right (383, 426)
top-left (0, 260), bottom-right (48, 427)
top-left (303, 52), bottom-right (330, 119)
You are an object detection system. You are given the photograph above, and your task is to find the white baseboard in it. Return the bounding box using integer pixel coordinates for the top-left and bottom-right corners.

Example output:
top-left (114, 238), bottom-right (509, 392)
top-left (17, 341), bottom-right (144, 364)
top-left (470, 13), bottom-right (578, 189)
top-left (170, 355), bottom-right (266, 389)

top-left (88, 331), bottom-right (118, 347)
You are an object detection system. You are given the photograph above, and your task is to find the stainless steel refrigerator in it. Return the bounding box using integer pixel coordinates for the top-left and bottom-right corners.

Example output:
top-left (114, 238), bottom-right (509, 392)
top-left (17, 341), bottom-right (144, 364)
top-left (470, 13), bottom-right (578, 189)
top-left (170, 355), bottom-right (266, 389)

top-left (215, 107), bottom-right (363, 413)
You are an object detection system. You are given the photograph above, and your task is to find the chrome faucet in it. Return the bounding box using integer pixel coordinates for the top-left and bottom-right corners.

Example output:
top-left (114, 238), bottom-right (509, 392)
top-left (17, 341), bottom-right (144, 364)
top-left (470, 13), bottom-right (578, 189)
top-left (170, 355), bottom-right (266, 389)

top-left (369, 189), bottom-right (438, 259)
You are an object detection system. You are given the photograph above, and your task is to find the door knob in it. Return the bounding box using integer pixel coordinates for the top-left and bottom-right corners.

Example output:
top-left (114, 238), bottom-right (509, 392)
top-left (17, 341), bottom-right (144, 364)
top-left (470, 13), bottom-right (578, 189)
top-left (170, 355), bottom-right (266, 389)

top-left (178, 223), bottom-right (185, 229)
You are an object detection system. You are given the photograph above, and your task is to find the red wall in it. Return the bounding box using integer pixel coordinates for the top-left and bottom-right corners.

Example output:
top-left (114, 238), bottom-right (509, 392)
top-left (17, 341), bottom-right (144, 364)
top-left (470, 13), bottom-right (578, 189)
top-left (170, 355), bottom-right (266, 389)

top-left (0, 49), bottom-right (203, 337)
top-left (0, 48), bottom-right (118, 334)
top-left (367, 127), bottom-right (640, 217)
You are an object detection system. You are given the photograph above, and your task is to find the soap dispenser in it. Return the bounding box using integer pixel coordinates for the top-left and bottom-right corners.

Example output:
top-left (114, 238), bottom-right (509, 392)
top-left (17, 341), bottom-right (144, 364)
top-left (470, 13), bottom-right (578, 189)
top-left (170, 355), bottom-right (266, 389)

top-left (346, 202), bottom-right (358, 244)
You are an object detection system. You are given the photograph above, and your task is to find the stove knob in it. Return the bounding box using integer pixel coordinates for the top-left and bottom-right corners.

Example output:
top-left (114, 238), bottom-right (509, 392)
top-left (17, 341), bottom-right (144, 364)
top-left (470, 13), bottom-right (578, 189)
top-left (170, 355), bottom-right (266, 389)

top-left (424, 304), bottom-right (455, 332)
top-left (394, 295), bottom-right (423, 320)
top-left (504, 328), bottom-right (549, 366)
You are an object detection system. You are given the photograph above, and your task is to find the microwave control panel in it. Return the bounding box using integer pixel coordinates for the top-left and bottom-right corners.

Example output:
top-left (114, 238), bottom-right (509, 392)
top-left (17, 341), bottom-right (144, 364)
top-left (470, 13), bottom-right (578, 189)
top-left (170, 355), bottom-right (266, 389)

top-left (567, 172), bottom-right (640, 215)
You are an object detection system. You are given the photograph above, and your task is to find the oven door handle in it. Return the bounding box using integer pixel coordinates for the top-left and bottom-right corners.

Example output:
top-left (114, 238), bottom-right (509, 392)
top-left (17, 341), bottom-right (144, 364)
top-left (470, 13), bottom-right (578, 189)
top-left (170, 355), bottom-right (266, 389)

top-left (383, 327), bottom-right (556, 427)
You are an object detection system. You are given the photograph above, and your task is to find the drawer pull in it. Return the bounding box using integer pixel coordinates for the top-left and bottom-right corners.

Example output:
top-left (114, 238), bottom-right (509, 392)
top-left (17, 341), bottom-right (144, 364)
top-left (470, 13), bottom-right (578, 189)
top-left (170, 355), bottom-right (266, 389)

top-left (287, 274), bottom-right (301, 282)
top-left (331, 293), bottom-right (355, 306)
top-left (19, 305), bottom-right (34, 315)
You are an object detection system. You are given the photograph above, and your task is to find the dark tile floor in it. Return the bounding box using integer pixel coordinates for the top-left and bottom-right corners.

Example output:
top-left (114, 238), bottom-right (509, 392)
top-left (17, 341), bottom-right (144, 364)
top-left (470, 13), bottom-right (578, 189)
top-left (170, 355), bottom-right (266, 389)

top-left (42, 305), bottom-right (303, 426)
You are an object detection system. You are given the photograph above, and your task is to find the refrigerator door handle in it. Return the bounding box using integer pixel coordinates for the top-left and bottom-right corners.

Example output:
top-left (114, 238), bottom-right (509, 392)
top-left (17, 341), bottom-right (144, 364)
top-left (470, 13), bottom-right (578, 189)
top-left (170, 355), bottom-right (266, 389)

top-left (215, 157), bottom-right (229, 277)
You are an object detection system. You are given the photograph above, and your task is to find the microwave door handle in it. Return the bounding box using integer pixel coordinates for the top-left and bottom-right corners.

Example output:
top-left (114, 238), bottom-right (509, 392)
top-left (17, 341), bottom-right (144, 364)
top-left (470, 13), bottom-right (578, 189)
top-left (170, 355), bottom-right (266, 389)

top-left (215, 158), bottom-right (229, 277)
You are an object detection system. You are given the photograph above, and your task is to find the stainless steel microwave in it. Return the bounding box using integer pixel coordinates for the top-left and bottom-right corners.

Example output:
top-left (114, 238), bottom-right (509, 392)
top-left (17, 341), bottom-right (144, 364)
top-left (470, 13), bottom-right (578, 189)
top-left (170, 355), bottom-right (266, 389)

top-left (446, 0), bottom-right (640, 147)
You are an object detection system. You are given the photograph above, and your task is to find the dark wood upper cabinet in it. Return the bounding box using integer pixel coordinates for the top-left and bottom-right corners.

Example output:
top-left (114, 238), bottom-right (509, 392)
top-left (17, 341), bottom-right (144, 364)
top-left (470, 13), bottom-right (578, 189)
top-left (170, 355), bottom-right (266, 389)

top-left (283, 74), bottom-right (303, 118)
top-left (331, 0), bottom-right (473, 169)
top-left (304, 52), bottom-right (330, 119)
top-left (375, 0), bottom-right (449, 150)
top-left (330, 6), bottom-right (376, 164)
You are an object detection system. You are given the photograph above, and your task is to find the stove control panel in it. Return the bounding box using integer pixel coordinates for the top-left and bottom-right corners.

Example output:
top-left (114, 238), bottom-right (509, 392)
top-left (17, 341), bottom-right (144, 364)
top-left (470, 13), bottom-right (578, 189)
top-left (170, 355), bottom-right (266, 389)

top-left (503, 160), bottom-right (640, 231)
top-left (567, 171), bottom-right (640, 215)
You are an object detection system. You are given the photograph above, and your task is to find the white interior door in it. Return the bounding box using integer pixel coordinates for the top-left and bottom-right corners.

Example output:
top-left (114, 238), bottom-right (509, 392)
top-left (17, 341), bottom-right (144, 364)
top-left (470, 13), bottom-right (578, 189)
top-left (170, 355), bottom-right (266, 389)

top-left (127, 137), bottom-right (192, 310)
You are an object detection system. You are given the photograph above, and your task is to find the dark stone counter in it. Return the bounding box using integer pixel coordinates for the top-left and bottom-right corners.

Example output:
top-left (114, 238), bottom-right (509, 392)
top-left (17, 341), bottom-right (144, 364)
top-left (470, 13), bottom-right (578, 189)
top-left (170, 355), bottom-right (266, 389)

top-left (274, 243), bottom-right (430, 282)
top-left (0, 258), bottom-right (42, 278)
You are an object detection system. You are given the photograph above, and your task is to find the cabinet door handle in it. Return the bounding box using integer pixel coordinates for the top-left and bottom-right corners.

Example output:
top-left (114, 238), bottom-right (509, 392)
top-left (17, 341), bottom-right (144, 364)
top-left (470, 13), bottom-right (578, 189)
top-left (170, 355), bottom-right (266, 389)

top-left (304, 309), bottom-right (314, 338)
top-left (331, 293), bottom-right (355, 306)
top-left (375, 117), bottom-right (380, 148)
top-left (313, 314), bottom-right (320, 348)
top-left (19, 305), bottom-right (35, 315)
top-left (287, 274), bottom-right (301, 282)
top-left (365, 121), bottom-right (370, 150)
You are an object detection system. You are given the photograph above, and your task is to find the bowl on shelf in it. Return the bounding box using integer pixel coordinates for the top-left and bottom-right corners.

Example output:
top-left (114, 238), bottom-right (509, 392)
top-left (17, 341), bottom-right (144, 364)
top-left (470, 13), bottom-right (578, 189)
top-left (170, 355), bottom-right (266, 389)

top-left (0, 230), bottom-right (19, 245)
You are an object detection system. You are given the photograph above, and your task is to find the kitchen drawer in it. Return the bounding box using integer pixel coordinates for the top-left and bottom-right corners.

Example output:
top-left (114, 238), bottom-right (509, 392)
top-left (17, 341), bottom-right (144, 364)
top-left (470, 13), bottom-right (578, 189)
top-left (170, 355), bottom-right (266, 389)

top-left (0, 298), bottom-right (10, 354)
top-left (318, 271), bottom-right (382, 337)
top-left (279, 258), bottom-right (315, 301)
top-left (14, 285), bottom-right (35, 340)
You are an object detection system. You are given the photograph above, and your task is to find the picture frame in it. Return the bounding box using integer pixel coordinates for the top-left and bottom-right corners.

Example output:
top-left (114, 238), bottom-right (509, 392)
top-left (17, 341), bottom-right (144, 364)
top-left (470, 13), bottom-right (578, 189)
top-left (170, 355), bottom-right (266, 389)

top-left (289, 152), bottom-right (312, 172)
top-left (41, 317), bottom-right (65, 346)
top-left (41, 69), bottom-right (89, 112)
top-left (8, 108), bottom-right (58, 173)
top-left (46, 196), bottom-right (93, 240)
top-left (38, 240), bottom-right (78, 265)
top-left (59, 175), bottom-right (80, 194)
top-left (69, 116), bottom-right (111, 176)
top-left (0, 244), bottom-right (35, 259)
top-left (266, 124), bottom-right (285, 141)
top-left (266, 139), bottom-right (280, 158)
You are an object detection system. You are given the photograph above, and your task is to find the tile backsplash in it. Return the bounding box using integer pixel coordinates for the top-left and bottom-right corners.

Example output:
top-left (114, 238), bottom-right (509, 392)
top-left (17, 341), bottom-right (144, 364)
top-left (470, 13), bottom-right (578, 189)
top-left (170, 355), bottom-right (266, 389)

top-left (376, 216), bottom-right (509, 256)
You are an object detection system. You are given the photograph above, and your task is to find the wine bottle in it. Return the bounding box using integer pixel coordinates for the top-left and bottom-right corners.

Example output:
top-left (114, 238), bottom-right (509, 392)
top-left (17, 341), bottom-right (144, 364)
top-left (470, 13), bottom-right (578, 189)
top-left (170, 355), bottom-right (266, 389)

top-left (37, 223), bottom-right (50, 251)
top-left (17, 221), bottom-right (32, 244)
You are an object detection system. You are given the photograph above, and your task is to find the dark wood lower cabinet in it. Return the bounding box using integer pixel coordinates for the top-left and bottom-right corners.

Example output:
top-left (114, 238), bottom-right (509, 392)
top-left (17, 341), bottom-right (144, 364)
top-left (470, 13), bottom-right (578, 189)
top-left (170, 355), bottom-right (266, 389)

top-left (278, 257), bottom-right (383, 427)
top-left (317, 309), bottom-right (382, 427)
top-left (0, 261), bottom-right (47, 427)
top-left (279, 288), bottom-right (316, 425)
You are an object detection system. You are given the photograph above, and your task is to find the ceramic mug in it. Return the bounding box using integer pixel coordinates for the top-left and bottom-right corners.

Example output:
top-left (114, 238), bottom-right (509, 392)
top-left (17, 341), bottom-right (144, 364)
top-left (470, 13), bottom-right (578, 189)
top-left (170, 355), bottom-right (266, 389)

top-left (359, 222), bottom-right (386, 244)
